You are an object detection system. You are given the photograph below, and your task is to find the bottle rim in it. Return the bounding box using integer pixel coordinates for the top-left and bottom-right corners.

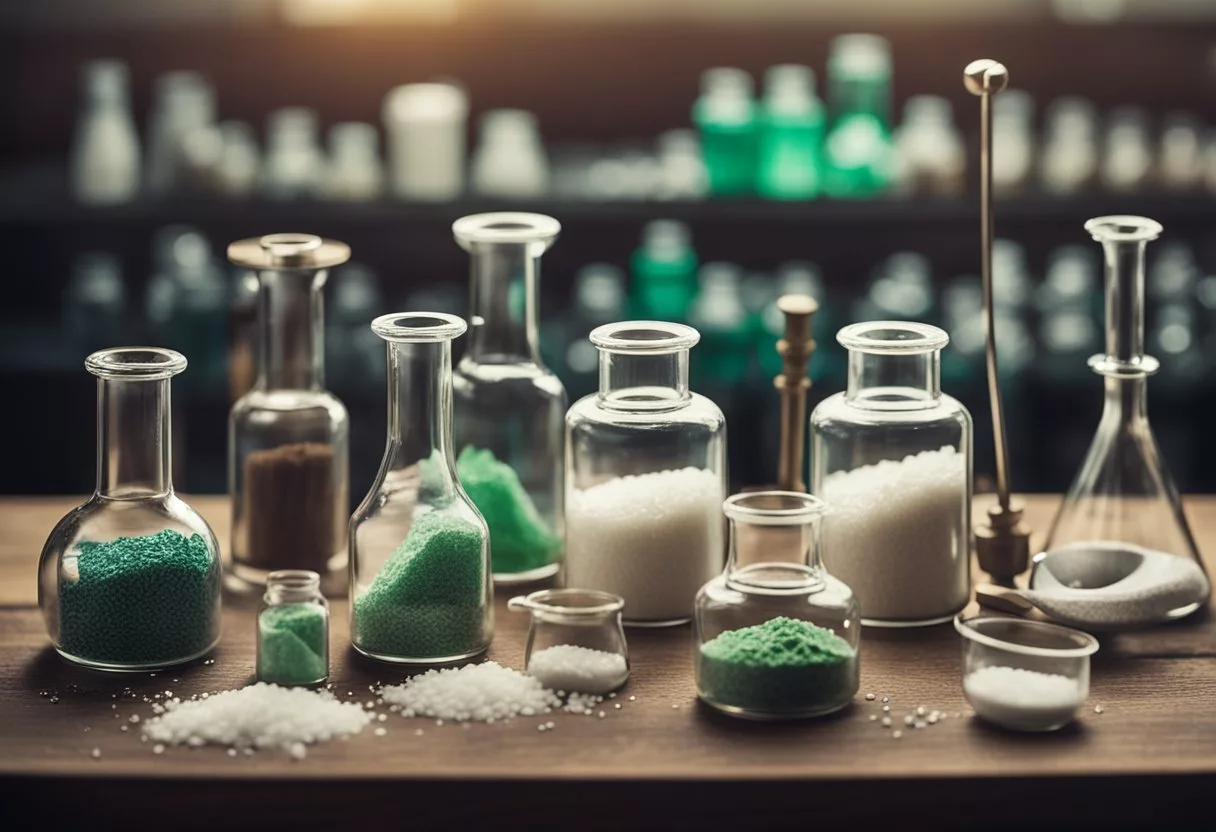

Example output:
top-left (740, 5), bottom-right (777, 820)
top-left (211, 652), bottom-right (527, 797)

top-left (85, 347), bottom-right (187, 380)
top-left (508, 588), bottom-right (625, 617)
top-left (1084, 215), bottom-right (1163, 243)
top-left (837, 320), bottom-right (949, 355)
top-left (371, 311), bottom-right (467, 343)
top-left (452, 212), bottom-right (560, 247)
top-left (589, 320), bottom-right (700, 354)
top-left (723, 491), bottom-right (827, 526)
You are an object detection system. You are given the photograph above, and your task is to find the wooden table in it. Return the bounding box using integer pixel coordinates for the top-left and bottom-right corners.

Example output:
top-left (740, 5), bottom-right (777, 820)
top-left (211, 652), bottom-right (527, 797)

top-left (1, 495), bottom-right (1214, 829)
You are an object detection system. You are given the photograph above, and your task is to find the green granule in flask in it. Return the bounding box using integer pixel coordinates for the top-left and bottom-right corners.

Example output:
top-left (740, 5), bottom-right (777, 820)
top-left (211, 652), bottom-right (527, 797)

top-left (354, 511), bottom-right (486, 660)
top-left (258, 604), bottom-right (327, 686)
top-left (457, 446), bottom-right (560, 575)
top-left (698, 616), bottom-right (857, 714)
top-left (58, 530), bottom-right (219, 666)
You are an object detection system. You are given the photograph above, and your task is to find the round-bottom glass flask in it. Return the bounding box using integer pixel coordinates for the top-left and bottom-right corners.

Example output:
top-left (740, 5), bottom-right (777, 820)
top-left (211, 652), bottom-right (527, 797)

top-left (38, 348), bottom-right (222, 671)
top-left (695, 492), bottom-right (859, 720)
top-left (811, 321), bottom-right (972, 627)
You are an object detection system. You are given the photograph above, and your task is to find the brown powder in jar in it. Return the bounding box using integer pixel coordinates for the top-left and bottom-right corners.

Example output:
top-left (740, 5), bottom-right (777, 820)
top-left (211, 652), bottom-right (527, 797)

top-left (242, 442), bottom-right (341, 572)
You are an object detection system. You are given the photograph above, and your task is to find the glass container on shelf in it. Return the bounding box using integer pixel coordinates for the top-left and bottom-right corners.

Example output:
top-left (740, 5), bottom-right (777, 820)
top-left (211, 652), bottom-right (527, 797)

top-left (757, 64), bottom-right (823, 200)
top-left (1100, 107), bottom-right (1153, 194)
top-left (262, 108), bottom-right (324, 200)
top-left (350, 313), bottom-right (492, 663)
top-left (470, 109), bottom-right (550, 199)
top-left (811, 322), bottom-right (973, 627)
top-left (992, 89), bottom-right (1034, 194)
top-left (1042, 216), bottom-right (1210, 618)
top-left (325, 122), bottom-right (385, 201)
top-left (452, 213), bottom-right (566, 584)
top-left (823, 34), bottom-right (893, 198)
top-left (38, 348), bottom-right (221, 670)
top-left (227, 234), bottom-right (350, 594)
top-left (257, 569), bottom-right (329, 687)
top-left (693, 67), bottom-right (758, 196)
top-left (893, 95), bottom-right (965, 196)
top-left (695, 492), bottom-right (859, 720)
top-left (565, 322), bottom-right (727, 628)
top-left (72, 60), bottom-right (140, 205)
top-left (1040, 97), bottom-right (1098, 195)
top-left (508, 588), bottom-right (629, 695)
top-left (630, 220), bottom-right (698, 322)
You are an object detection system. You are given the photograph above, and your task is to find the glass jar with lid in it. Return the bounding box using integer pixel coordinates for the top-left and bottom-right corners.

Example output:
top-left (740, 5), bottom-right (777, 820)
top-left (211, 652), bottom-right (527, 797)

top-left (257, 569), bottom-right (329, 686)
top-left (695, 491), bottom-right (859, 719)
top-left (451, 213), bottom-right (566, 584)
top-left (38, 347), bottom-right (222, 670)
top-left (810, 321), bottom-right (972, 627)
top-left (564, 321), bottom-right (727, 627)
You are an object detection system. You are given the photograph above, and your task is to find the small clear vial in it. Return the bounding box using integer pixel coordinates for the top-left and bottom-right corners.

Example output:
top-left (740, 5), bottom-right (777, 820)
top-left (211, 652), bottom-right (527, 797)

top-left (257, 570), bottom-right (329, 686)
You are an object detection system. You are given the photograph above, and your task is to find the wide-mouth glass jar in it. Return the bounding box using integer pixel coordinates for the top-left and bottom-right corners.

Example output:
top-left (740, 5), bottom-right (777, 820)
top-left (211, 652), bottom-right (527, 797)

top-left (811, 321), bottom-right (973, 627)
top-left (695, 491), bottom-right (859, 720)
top-left (258, 569), bottom-right (329, 686)
top-left (564, 321), bottom-right (727, 627)
top-left (508, 588), bottom-right (629, 694)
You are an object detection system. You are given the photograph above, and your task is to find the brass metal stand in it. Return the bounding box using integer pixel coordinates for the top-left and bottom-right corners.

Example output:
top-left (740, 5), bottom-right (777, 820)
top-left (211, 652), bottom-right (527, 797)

top-left (774, 294), bottom-right (817, 493)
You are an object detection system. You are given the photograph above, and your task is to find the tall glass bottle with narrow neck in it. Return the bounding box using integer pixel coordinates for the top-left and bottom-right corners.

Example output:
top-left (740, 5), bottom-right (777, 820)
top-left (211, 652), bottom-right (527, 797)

top-left (38, 348), bottom-right (221, 670)
top-left (810, 322), bottom-right (972, 626)
top-left (228, 234), bottom-right (350, 594)
top-left (1044, 216), bottom-right (1209, 616)
top-left (350, 313), bottom-right (492, 663)
top-left (452, 213), bottom-right (566, 583)
top-left (565, 322), bottom-right (727, 627)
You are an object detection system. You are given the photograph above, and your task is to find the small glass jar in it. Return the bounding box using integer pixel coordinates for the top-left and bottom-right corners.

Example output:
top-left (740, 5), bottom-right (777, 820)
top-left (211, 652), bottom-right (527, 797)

top-left (810, 321), bottom-right (972, 627)
top-left (955, 615), bottom-right (1098, 732)
top-left (38, 348), bottom-right (222, 671)
top-left (452, 213), bottom-right (566, 584)
top-left (508, 588), bottom-right (629, 695)
top-left (227, 234), bottom-right (351, 594)
top-left (350, 313), bottom-right (492, 664)
top-left (565, 321), bottom-right (727, 627)
top-left (695, 492), bottom-right (859, 720)
top-left (258, 570), bottom-right (329, 686)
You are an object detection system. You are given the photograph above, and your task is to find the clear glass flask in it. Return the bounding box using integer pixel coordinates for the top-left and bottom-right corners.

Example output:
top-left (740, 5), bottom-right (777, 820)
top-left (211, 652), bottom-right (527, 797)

top-left (350, 313), bottom-right (492, 664)
top-left (565, 321), bottom-right (727, 627)
top-left (695, 492), bottom-right (859, 720)
top-left (38, 348), bottom-right (221, 670)
top-left (257, 569), bottom-right (329, 686)
top-left (451, 213), bottom-right (566, 584)
top-left (810, 322), bottom-right (973, 627)
top-left (508, 588), bottom-right (629, 695)
top-left (1042, 216), bottom-right (1210, 617)
top-left (227, 234), bottom-right (351, 594)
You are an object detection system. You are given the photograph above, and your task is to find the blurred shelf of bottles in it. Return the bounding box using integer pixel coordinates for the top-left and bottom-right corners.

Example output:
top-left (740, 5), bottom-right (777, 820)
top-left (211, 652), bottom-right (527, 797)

top-left (60, 38), bottom-right (1216, 212)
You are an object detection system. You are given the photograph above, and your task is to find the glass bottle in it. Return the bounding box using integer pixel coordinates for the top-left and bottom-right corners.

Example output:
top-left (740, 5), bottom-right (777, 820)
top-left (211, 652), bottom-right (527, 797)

top-left (810, 322), bottom-right (973, 627)
top-left (823, 34), bottom-right (893, 198)
top-left (757, 64), bottom-right (824, 200)
top-left (695, 492), bottom-right (859, 720)
top-left (565, 321), bottom-right (727, 627)
top-left (630, 220), bottom-right (698, 322)
top-left (258, 570), bottom-right (329, 686)
top-left (38, 348), bottom-right (222, 670)
top-left (692, 67), bottom-right (759, 196)
top-left (507, 588), bottom-right (629, 695)
top-left (350, 313), bottom-right (492, 663)
top-left (227, 234), bottom-right (351, 594)
top-left (1042, 216), bottom-right (1210, 617)
top-left (452, 213), bottom-right (566, 583)
top-left (72, 59), bottom-right (140, 205)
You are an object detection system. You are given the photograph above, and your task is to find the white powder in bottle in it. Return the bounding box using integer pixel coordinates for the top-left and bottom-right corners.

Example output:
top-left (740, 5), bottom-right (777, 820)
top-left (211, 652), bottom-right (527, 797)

top-left (527, 644), bottom-right (629, 695)
top-left (819, 445), bottom-right (969, 624)
top-left (565, 467), bottom-right (724, 624)
top-left (963, 666), bottom-right (1084, 732)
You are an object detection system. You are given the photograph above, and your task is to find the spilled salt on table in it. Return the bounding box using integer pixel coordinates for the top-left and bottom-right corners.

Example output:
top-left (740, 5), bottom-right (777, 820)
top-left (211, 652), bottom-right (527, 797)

top-left (379, 661), bottom-right (560, 722)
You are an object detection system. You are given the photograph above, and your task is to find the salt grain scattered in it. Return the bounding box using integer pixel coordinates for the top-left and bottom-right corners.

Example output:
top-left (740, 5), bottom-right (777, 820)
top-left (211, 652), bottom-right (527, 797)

top-left (379, 662), bottom-right (561, 723)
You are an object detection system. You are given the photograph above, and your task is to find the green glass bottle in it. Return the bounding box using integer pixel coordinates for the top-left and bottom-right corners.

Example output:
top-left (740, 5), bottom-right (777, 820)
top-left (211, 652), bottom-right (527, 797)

top-left (757, 65), bottom-right (824, 200)
top-left (692, 68), bottom-right (758, 197)
top-left (823, 34), bottom-right (894, 198)
top-left (689, 262), bottom-right (751, 389)
top-left (630, 220), bottom-right (698, 322)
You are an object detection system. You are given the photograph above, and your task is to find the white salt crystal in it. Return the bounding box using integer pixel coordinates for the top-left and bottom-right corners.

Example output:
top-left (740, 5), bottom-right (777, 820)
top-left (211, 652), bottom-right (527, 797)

top-left (527, 645), bottom-right (628, 695)
top-left (141, 683), bottom-right (373, 753)
top-left (963, 666), bottom-right (1083, 732)
top-left (379, 662), bottom-right (561, 723)
top-left (565, 467), bottom-right (724, 622)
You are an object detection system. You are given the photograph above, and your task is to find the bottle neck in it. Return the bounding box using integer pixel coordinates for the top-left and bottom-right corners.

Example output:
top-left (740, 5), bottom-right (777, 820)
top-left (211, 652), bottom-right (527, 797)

top-left (845, 349), bottom-right (941, 409)
top-left (1100, 237), bottom-right (1147, 364)
top-left (726, 522), bottom-right (825, 593)
top-left (598, 349), bottom-right (691, 410)
top-left (257, 267), bottom-right (326, 391)
top-left (96, 377), bottom-right (172, 499)
top-left (383, 338), bottom-right (458, 497)
top-left (466, 241), bottom-right (542, 364)
top-left (1100, 376), bottom-right (1149, 427)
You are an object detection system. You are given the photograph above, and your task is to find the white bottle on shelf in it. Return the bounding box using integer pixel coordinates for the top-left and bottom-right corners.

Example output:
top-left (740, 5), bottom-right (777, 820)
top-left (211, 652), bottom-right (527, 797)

top-left (1100, 107), bottom-right (1153, 194)
top-left (145, 71), bottom-right (215, 195)
top-left (893, 95), bottom-right (965, 196)
top-left (214, 121), bottom-right (261, 199)
top-left (325, 122), bottom-right (385, 201)
top-left (470, 108), bottom-right (550, 198)
top-left (262, 107), bottom-right (324, 200)
top-left (71, 60), bottom-right (140, 205)
top-left (1040, 97), bottom-right (1099, 195)
top-left (382, 82), bottom-right (468, 201)
top-left (992, 89), bottom-right (1034, 194)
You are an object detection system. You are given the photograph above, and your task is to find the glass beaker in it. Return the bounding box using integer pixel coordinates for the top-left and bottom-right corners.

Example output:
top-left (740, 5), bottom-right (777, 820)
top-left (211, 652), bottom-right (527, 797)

top-left (694, 492), bottom-right (859, 720)
top-left (38, 348), bottom-right (222, 670)
top-left (350, 313), bottom-right (492, 664)
top-left (810, 321), bottom-right (973, 627)
top-left (564, 321), bottom-right (727, 627)
top-left (227, 234), bottom-right (351, 594)
top-left (257, 569), bottom-right (329, 686)
top-left (1042, 216), bottom-right (1210, 618)
top-left (451, 213), bottom-right (566, 584)
top-left (508, 588), bottom-right (629, 694)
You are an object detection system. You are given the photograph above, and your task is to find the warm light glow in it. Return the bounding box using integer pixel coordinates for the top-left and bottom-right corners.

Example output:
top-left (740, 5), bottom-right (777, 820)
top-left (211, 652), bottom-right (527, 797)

top-left (281, 0), bottom-right (458, 25)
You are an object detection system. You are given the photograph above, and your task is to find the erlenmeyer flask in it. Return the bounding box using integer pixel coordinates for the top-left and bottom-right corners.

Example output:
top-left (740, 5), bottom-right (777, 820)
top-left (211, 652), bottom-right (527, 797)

top-left (1043, 215), bottom-right (1209, 620)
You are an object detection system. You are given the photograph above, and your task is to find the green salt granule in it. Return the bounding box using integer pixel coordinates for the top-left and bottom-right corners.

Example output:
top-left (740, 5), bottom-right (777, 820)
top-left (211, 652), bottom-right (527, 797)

top-left (258, 604), bottom-right (328, 686)
top-left (698, 616), bottom-right (857, 714)
top-left (457, 446), bottom-right (560, 575)
top-left (58, 530), bottom-right (219, 666)
top-left (354, 511), bottom-right (486, 659)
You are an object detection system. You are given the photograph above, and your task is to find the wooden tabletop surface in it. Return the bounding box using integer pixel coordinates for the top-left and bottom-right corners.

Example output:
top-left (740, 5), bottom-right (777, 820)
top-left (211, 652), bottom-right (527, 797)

top-left (1, 494), bottom-right (1214, 828)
